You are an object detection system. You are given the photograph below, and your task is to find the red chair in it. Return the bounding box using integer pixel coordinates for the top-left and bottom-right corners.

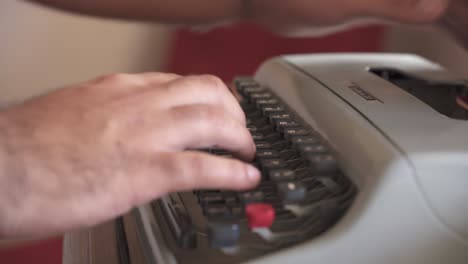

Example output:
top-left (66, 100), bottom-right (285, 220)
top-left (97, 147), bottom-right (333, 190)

top-left (165, 23), bottom-right (384, 82)
top-left (0, 238), bottom-right (63, 264)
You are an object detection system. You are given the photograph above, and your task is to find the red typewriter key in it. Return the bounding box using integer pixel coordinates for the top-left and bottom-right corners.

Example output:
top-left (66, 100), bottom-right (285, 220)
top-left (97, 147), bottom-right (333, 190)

top-left (245, 203), bottom-right (275, 228)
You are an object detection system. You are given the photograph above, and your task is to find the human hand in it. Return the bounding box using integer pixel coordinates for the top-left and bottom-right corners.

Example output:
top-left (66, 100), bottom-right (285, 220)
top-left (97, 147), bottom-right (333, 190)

top-left (0, 73), bottom-right (260, 238)
top-left (247, 0), bottom-right (450, 35)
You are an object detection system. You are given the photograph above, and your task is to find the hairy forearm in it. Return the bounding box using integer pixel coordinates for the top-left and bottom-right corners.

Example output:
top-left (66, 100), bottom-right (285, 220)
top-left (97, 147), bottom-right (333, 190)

top-left (0, 114), bottom-right (15, 237)
top-left (27, 0), bottom-right (247, 25)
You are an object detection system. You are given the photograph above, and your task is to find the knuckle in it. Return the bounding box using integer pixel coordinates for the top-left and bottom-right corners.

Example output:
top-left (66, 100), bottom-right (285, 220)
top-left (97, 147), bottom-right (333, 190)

top-left (422, 0), bottom-right (449, 21)
top-left (172, 106), bottom-right (225, 126)
top-left (394, 0), bottom-right (448, 21)
top-left (196, 74), bottom-right (227, 92)
top-left (166, 154), bottom-right (207, 190)
top-left (186, 154), bottom-right (207, 176)
top-left (194, 107), bottom-right (223, 124)
top-left (95, 73), bottom-right (139, 85)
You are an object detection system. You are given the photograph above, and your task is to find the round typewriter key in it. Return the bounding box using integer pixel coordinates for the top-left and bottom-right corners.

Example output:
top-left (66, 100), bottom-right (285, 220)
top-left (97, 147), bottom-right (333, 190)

top-left (277, 182), bottom-right (306, 204)
top-left (245, 203), bottom-right (275, 229)
top-left (208, 221), bottom-right (241, 248)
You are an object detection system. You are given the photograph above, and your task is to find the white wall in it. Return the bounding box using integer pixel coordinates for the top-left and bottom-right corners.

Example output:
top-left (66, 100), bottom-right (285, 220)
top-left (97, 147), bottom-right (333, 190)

top-left (0, 1), bottom-right (171, 104)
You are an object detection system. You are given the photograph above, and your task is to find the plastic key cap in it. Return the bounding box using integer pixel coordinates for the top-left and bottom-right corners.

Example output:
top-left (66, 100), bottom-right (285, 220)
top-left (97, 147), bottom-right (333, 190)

top-left (208, 221), bottom-right (241, 248)
top-left (240, 191), bottom-right (265, 204)
top-left (306, 154), bottom-right (338, 173)
top-left (256, 150), bottom-right (280, 159)
top-left (277, 182), bottom-right (307, 203)
top-left (269, 169), bottom-right (296, 182)
top-left (245, 203), bottom-right (276, 228)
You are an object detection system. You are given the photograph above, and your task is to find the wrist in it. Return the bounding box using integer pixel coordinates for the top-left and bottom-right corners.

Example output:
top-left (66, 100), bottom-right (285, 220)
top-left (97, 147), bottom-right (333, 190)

top-left (0, 110), bottom-right (24, 238)
top-left (0, 113), bottom-right (11, 237)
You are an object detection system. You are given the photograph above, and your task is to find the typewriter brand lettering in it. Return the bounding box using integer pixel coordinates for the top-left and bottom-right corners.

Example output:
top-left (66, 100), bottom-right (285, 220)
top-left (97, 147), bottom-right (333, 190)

top-left (348, 82), bottom-right (382, 102)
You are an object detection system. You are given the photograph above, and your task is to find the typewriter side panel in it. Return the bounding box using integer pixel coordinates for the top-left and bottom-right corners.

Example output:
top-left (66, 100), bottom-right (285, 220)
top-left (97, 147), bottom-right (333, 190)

top-left (282, 53), bottom-right (468, 244)
top-left (251, 56), bottom-right (468, 264)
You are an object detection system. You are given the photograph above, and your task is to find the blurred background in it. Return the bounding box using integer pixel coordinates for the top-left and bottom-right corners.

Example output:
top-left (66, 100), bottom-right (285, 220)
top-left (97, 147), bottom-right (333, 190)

top-left (1, 1), bottom-right (468, 263)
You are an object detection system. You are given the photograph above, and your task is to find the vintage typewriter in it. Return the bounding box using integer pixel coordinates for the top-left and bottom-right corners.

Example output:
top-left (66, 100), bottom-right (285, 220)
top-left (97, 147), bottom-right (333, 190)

top-left (131, 53), bottom-right (468, 264)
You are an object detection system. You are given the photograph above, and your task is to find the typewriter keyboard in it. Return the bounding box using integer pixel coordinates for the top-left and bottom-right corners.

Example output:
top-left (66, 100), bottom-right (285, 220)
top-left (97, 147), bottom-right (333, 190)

top-left (148, 78), bottom-right (358, 263)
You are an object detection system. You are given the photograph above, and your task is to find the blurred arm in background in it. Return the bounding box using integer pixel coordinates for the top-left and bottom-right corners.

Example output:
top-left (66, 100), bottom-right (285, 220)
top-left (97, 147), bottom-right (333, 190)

top-left (28, 0), bottom-right (450, 34)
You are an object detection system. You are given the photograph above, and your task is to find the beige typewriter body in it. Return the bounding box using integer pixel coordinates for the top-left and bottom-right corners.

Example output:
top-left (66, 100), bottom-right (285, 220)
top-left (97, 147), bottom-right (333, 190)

top-left (137, 53), bottom-right (468, 264)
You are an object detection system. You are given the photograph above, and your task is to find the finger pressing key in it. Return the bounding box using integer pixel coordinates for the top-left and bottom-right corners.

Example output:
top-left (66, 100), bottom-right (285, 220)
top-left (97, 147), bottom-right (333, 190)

top-left (163, 104), bottom-right (256, 161)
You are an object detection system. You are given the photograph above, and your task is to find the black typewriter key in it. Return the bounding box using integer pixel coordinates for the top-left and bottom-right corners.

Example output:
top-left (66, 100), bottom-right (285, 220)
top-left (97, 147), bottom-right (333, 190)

top-left (291, 136), bottom-right (320, 147)
top-left (305, 154), bottom-right (338, 173)
top-left (236, 80), bottom-right (262, 92)
top-left (274, 119), bottom-right (301, 132)
top-left (274, 212), bottom-right (297, 223)
top-left (251, 125), bottom-right (273, 134)
top-left (271, 217), bottom-right (308, 233)
top-left (255, 141), bottom-right (273, 149)
top-left (257, 180), bottom-right (275, 187)
top-left (240, 103), bottom-right (257, 112)
top-left (286, 159), bottom-right (306, 170)
top-left (282, 128), bottom-right (310, 140)
top-left (264, 196), bottom-right (282, 206)
top-left (298, 143), bottom-right (328, 155)
top-left (204, 205), bottom-right (230, 217)
top-left (259, 159), bottom-right (285, 173)
top-left (248, 116), bottom-right (267, 125)
top-left (271, 140), bottom-right (290, 151)
top-left (248, 92), bottom-right (273, 103)
top-left (242, 86), bottom-right (265, 96)
top-left (208, 221), bottom-right (241, 248)
top-left (268, 113), bottom-right (293, 124)
top-left (251, 133), bottom-right (265, 141)
top-left (279, 150), bottom-right (297, 160)
top-left (256, 149), bottom-right (280, 159)
top-left (269, 169), bottom-right (296, 182)
top-left (239, 191), bottom-right (264, 204)
top-left (245, 110), bottom-right (262, 119)
top-left (198, 194), bottom-right (225, 205)
top-left (294, 167), bottom-right (311, 178)
top-left (277, 182), bottom-right (307, 204)
top-left (198, 190), bottom-right (221, 195)
top-left (256, 98), bottom-right (279, 108)
top-left (263, 132), bottom-right (282, 142)
top-left (230, 206), bottom-right (245, 217)
top-left (237, 80), bottom-right (260, 88)
top-left (224, 196), bottom-right (238, 206)
top-left (258, 185), bottom-right (276, 194)
top-left (261, 105), bottom-right (285, 115)
top-left (235, 77), bottom-right (256, 86)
